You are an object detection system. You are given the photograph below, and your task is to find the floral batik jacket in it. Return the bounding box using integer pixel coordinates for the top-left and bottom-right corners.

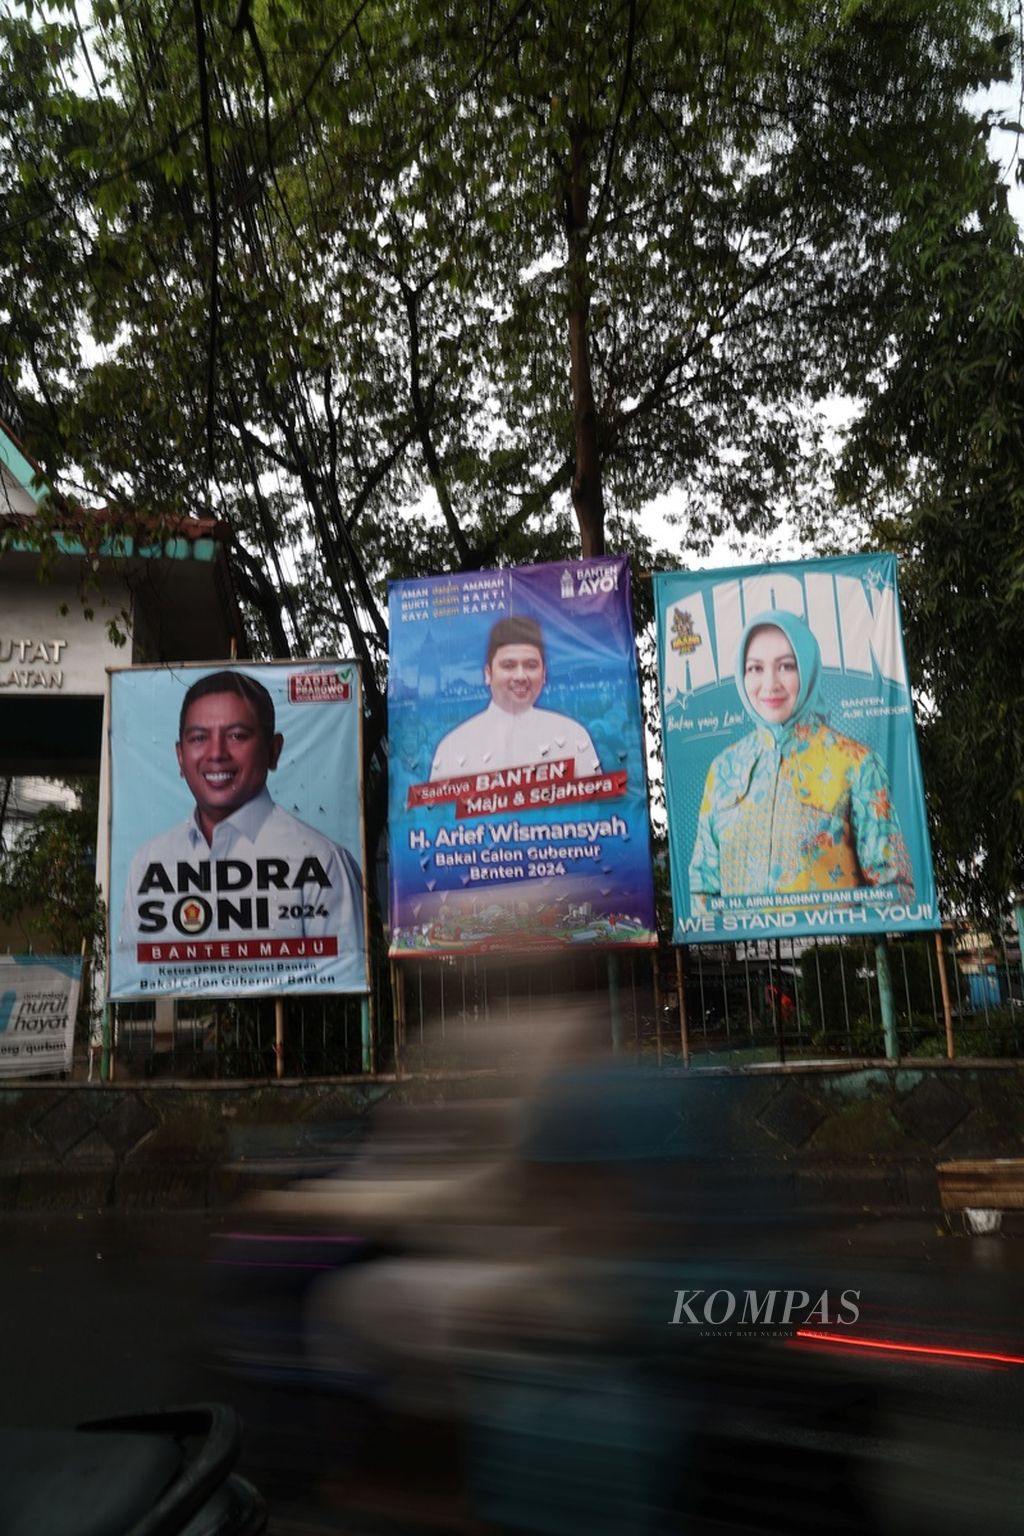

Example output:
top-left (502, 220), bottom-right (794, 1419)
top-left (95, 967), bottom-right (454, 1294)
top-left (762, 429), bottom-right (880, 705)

top-left (688, 717), bottom-right (914, 906)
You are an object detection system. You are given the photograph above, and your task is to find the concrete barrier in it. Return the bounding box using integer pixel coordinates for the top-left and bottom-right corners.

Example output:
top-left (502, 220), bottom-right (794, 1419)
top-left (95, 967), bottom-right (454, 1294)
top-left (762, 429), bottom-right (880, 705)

top-left (1, 1060), bottom-right (1022, 1213)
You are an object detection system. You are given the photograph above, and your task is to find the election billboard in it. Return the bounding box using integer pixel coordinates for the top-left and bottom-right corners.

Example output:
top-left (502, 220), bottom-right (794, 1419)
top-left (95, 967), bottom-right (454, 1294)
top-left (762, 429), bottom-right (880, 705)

top-left (388, 558), bottom-right (657, 954)
top-left (654, 554), bottom-right (939, 944)
top-left (108, 661), bottom-right (369, 999)
top-left (0, 955), bottom-right (82, 1077)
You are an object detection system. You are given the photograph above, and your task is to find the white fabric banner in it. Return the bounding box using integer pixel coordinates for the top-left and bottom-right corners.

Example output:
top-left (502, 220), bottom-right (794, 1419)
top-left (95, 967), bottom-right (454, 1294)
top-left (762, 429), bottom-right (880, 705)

top-left (0, 956), bottom-right (81, 1077)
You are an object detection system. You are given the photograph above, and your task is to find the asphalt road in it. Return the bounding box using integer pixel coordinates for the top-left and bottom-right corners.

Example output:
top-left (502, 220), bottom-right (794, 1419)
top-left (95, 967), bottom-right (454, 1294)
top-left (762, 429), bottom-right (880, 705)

top-left (2, 1209), bottom-right (1024, 1534)
top-left (0, 1211), bottom-right (212, 1426)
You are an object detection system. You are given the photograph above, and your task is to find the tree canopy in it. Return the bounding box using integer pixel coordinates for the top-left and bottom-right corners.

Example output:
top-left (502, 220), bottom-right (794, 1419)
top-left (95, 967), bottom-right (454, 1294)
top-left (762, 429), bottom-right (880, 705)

top-left (0, 777), bottom-right (105, 957)
top-left (838, 159), bottom-right (1024, 920)
top-left (1, 0), bottom-right (1020, 908)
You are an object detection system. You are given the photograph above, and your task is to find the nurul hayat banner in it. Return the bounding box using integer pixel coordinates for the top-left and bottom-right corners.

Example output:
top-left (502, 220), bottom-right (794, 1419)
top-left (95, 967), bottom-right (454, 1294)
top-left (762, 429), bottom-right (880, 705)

top-left (0, 956), bottom-right (82, 1078)
top-left (108, 661), bottom-right (370, 999)
top-left (654, 554), bottom-right (940, 944)
top-left (388, 558), bottom-right (657, 954)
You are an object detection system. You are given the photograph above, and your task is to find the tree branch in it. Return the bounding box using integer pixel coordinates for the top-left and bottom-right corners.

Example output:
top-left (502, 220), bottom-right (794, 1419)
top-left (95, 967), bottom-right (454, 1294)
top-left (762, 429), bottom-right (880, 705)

top-left (191, 0), bottom-right (220, 483)
top-left (402, 283), bottom-right (472, 565)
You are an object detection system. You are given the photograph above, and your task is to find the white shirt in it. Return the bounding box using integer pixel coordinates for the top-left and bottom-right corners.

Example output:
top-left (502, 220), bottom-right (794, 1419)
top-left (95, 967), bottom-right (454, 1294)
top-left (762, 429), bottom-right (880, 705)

top-left (429, 701), bottom-right (601, 781)
top-left (116, 788), bottom-right (365, 989)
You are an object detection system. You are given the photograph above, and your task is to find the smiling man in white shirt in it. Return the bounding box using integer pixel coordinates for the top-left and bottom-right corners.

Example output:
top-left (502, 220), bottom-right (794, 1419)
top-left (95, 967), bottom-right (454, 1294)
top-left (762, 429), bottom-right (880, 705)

top-left (117, 671), bottom-right (364, 983)
top-left (429, 617), bottom-right (601, 782)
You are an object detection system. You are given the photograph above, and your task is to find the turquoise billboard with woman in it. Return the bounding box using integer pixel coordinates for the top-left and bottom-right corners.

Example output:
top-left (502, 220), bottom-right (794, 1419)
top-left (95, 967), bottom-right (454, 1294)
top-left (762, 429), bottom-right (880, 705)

top-left (654, 555), bottom-right (939, 943)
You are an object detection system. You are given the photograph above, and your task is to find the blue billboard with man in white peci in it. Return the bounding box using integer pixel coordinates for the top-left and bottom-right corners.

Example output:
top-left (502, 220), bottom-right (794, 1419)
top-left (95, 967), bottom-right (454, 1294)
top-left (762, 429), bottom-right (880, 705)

top-left (388, 558), bottom-right (657, 955)
top-left (654, 554), bottom-right (939, 944)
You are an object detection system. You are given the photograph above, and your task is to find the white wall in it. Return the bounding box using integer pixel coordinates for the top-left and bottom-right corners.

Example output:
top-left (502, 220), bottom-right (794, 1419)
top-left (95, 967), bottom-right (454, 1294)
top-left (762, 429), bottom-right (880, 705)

top-left (0, 578), bottom-right (134, 697)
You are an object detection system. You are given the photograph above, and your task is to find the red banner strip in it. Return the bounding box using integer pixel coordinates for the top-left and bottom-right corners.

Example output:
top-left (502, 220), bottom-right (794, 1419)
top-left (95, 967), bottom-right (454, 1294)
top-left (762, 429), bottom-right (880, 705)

top-left (408, 759), bottom-right (576, 808)
top-left (137, 938), bottom-right (339, 963)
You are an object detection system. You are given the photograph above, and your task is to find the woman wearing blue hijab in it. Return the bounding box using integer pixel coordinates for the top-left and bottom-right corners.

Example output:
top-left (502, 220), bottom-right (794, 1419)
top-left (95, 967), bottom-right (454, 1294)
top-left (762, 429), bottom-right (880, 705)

top-left (689, 609), bottom-right (913, 906)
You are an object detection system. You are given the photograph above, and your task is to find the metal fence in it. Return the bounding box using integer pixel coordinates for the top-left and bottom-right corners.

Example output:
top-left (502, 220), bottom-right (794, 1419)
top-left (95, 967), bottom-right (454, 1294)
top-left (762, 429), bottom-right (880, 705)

top-left (75, 929), bottom-right (1024, 1081)
top-left (390, 931), bottom-right (1024, 1071)
top-left (671, 932), bottom-right (1024, 1066)
top-left (110, 991), bottom-right (373, 1079)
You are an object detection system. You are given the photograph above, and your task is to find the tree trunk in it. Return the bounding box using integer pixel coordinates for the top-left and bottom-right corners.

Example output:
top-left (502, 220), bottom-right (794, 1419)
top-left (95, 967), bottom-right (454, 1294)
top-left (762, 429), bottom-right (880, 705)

top-left (565, 123), bottom-right (605, 558)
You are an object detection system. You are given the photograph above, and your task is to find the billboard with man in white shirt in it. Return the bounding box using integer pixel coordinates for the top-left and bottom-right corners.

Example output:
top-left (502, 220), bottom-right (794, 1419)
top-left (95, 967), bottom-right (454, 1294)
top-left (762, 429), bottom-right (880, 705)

top-left (388, 558), bottom-right (657, 955)
top-left (109, 661), bottom-right (369, 999)
top-left (428, 615), bottom-right (602, 782)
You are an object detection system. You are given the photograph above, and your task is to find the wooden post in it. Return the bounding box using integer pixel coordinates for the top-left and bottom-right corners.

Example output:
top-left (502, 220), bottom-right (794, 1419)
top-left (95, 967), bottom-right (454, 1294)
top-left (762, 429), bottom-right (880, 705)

top-left (935, 929), bottom-right (955, 1060)
top-left (274, 997), bottom-right (285, 1079)
top-left (391, 960), bottom-right (405, 1078)
top-left (652, 951), bottom-right (663, 1067)
top-left (675, 946), bottom-right (691, 1067)
top-left (773, 939), bottom-right (786, 1065)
